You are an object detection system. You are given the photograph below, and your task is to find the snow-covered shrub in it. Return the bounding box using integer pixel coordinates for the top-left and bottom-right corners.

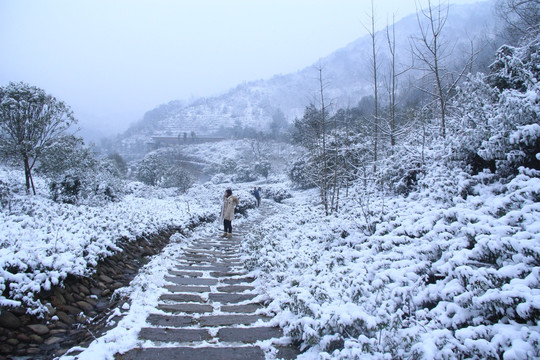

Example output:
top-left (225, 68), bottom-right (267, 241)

top-left (37, 135), bottom-right (96, 178)
top-left (253, 160), bottom-right (271, 179)
top-left (244, 164), bottom-right (540, 359)
top-left (448, 73), bottom-right (500, 174)
top-left (233, 164), bottom-right (257, 182)
top-left (449, 35), bottom-right (540, 178)
top-left (49, 173), bottom-right (81, 204)
top-left (0, 179), bottom-right (11, 207)
top-left (0, 168), bottom-right (216, 315)
top-left (136, 153), bottom-right (166, 186)
top-left (104, 152), bottom-right (128, 178)
top-left (261, 185), bottom-right (292, 203)
top-left (231, 188), bottom-right (257, 216)
top-left (210, 173), bottom-right (230, 184)
top-left (378, 148), bottom-right (425, 196)
top-left (161, 165), bottom-right (195, 193)
top-left (220, 158), bottom-right (238, 174)
top-left (288, 158), bottom-right (315, 189)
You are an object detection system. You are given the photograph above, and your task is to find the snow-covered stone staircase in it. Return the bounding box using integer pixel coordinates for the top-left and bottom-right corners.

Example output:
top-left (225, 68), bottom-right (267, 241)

top-left (117, 220), bottom-right (298, 360)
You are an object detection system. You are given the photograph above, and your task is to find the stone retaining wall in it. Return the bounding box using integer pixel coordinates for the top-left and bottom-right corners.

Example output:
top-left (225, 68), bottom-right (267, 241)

top-left (0, 227), bottom-right (182, 360)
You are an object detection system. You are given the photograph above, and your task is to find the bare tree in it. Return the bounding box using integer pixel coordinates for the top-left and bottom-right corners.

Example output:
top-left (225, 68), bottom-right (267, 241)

top-left (316, 64), bottom-right (331, 215)
top-left (496, 0), bottom-right (540, 43)
top-left (410, 0), bottom-right (476, 139)
top-left (0, 82), bottom-right (76, 194)
top-left (365, 0), bottom-right (380, 171)
top-left (385, 15), bottom-right (400, 150)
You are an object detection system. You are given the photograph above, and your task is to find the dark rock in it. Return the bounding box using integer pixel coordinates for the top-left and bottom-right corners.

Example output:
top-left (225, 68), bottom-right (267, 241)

top-left (90, 287), bottom-right (102, 296)
top-left (17, 333), bottom-right (31, 342)
top-left (0, 343), bottom-right (13, 354)
top-left (85, 297), bottom-right (98, 306)
top-left (44, 336), bottom-right (63, 345)
top-left (76, 301), bottom-right (94, 313)
top-left (50, 329), bottom-right (67, 335)
top-left (60, 305), bottom-right (81, 315)
top-left (99, 274), bottom-right (114, 283)
top-left (63, 291), bottom-right (75, 303)
top-left (28, 334), bottom-right (43, 343)
top-left (56, 311), bottom-right (74, 325)
top-left (0, 311), bottom-right (21, 329)
top-left (111, 282), bottom-right (124, 289)
top-left (26, 346), bottom-right (41, 354)
top-left (27, 324), bottom-right (50, 335)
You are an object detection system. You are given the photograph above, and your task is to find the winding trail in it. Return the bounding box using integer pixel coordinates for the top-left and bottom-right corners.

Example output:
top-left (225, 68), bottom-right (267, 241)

top-left (116, 205), bottom-right (298, 360)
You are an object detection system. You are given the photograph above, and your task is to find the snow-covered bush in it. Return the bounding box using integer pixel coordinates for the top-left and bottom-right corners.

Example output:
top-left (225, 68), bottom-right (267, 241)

top-left (378, 148), bottom-right (425, 196)
top-left (288, 158), bottom-right (315, 189)
top-left (232, 164), bottom-right (258, 182)
top-left (261, 185), bottom-right (292, 203)
top-left (0, 179), bottom-right (12, 208)
top-left (161, 166), bottom-right (195, 193)
top-left (253, 160), bottom-right (271, 179)
top-left (49, 173), bottom-right (81, 204)
top-left (136, 152), bottom-right (165, 186)
top-left (449, 35), bottom-right (540, 178)
top-left (243, 164), bottom-right (540, 359)
top-left (230, 188), bottom-right (257, 216)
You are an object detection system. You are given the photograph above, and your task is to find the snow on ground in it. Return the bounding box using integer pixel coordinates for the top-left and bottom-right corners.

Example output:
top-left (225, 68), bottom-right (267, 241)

top-left (1, 136), bottom-right (539, 359)
top-left (0, 166), bottom-right (224, 315)
top-left (242, 165), bottom-right (540, 359)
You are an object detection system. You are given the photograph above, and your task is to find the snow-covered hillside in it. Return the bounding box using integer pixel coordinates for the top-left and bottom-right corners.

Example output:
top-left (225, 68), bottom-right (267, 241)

top-left (117, 1), bottom-right (496, 142)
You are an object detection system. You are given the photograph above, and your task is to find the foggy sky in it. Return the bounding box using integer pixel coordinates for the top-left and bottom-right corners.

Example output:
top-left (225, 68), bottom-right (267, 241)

top-left (0, 0), bottom-right (479, 140)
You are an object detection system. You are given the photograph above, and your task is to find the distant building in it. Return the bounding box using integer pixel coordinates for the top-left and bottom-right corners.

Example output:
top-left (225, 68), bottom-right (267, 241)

top-left (149, 135), bottom-right (226, 150)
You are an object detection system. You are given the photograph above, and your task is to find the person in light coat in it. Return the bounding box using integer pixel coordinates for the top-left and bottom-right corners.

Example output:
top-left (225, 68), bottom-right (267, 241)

top-left (220, 189), bottom-right (239, 238)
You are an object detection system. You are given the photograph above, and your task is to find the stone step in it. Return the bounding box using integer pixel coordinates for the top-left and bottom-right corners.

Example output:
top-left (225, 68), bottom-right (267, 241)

top-left (176, 265), bottom-right (230, 271)
top-left (209, 293), bottom-right (256, 304)
top-left (164, 285), bottom-right (210, 293)
top-left (198, 315), bottom-right (268, 326)
top-left (210, 271), bottom-right (248, 277)
top-left (146, 314), bottom-right (192, 327)
top-left (218, 327), bottom-right (283, 343)
top-left (118, 346), bottom-right (265, 360)
top-left (184, 250), bottom-right (236, 256)
top-left (159, 293), bottom-right (204, 303)
top-left (168, 270), bottom-right (203, 277)
top-left (222, 277), bottom-right (255, 284)
top-left (221, 304), bottom-right (263, 313)
top-left (158, 303), bottom-right (213, 314)
top-left (139, 328), bottom-right (211, 342)
top-left (165, 277), bottom-right (218, 286)
top-left (217, 285), bottom-right (255, 293)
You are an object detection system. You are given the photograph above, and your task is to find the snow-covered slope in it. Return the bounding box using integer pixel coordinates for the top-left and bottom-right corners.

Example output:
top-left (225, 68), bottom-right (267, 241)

top-left (118, 1), bottom-right (496, 141)
top-left (243, 164), bottom-right (540, 359)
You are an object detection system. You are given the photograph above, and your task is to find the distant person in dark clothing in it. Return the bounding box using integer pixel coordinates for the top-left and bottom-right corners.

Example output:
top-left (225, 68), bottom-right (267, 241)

top-left (252, 187), bottom-right (261, 207)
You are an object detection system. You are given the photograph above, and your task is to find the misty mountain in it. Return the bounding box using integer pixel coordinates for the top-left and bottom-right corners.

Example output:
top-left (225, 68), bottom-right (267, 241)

top-left (116, 0), bottom-right (497, 150)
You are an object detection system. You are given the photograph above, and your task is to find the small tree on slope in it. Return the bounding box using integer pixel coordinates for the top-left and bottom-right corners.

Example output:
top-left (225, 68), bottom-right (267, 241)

top-left (0, 82), bottom-right (76, 194)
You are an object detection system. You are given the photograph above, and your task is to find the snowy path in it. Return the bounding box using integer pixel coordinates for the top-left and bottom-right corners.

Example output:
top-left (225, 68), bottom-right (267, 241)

top-left (115, 205), bottom-right (298, 360)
